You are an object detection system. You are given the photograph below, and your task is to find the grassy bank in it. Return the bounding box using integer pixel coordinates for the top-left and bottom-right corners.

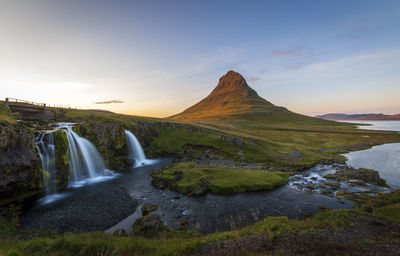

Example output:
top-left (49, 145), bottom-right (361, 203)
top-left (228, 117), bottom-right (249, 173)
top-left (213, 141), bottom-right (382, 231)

top-left (0, 206), bottom-right (397, 256)
top-left (151, 162), bottom-right (289, 195)
top-left (0, 103), bottom-right (15, 125)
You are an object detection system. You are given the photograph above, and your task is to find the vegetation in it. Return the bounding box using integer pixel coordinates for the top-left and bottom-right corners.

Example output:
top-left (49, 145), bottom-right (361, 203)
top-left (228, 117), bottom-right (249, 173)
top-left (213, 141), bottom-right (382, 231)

top-left (338, 190), bottom-right (400, 223)
top-left (0, 208), bottom-right (390, 256)
top-left (53, 130), bottom-right (69, 189)
top-left (0, 103), bottom-right (16, 125)
top-left (152, 162), bottom-right (289, 195)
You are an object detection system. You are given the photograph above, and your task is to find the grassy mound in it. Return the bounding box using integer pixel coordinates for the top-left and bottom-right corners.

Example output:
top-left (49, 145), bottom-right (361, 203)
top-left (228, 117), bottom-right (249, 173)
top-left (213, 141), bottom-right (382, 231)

top-left (151, 162), bottom-right (289, 195)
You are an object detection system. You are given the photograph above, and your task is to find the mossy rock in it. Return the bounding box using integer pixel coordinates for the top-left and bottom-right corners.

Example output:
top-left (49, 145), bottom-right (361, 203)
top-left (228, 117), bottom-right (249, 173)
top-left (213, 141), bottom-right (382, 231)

top-left (53, 130), bottom-right (69, 189)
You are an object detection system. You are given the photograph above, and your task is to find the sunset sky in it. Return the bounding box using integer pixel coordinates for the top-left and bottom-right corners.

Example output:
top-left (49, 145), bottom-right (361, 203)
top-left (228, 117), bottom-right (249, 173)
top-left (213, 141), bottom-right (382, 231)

top-left (0, 0), bottom-right (399, 117)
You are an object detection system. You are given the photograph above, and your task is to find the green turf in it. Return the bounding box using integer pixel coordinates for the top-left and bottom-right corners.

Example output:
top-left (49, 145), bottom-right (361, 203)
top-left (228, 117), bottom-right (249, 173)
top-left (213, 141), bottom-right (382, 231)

top-left (152, 162), bottom-right (289, 195)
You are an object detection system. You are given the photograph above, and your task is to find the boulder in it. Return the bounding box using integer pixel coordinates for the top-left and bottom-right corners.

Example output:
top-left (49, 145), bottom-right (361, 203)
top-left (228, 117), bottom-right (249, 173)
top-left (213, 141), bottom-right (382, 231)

top-left (141, 203), bottom-right (158, 216)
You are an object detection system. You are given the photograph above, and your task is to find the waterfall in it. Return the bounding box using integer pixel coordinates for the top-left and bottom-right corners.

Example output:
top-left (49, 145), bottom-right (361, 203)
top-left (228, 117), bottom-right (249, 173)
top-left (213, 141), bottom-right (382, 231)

top-left (35, 132), bottom-right (56, 195)
top-left (125, 130), bottom-right (150, 167)
top-left (64, 125), bottom-right (108, 183)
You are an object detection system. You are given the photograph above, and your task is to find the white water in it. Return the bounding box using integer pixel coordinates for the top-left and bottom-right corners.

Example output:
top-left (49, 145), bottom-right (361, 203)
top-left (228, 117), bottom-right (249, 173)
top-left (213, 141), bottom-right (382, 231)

top-left (36, 124), bottom-right (117, 204)
top-left (125, 130), bottom-right (155, 167)
top-left (35, 132), bottom-right (56, 195)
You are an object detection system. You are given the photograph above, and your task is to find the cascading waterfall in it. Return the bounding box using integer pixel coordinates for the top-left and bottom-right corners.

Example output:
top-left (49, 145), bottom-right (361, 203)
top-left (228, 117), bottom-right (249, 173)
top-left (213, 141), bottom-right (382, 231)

top-left (64, 125), bottom-right (107, 182)
top-left (125, 130), bottom-right (151, 167)
top-left (35, 132), bottom-right (57, 195)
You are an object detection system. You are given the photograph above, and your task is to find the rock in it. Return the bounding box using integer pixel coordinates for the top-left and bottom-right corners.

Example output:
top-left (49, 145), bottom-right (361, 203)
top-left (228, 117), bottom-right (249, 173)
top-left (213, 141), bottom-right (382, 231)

top-left (0, 124), bottom-right (42, 202)
top-left (323, 181), bottom-right (341, 190)
top-left (190, 176), bottom-right (209, 196)
top-left (222, 135), bottom-right (244, 146)
top-left (321, 189), bottom-right (333, 195)
top-left (132, 212), bottom-right (165, 236)
top-left (141, 203), bottom-right (158, 216)
top-left (324, 166), bottom-right (388, 187)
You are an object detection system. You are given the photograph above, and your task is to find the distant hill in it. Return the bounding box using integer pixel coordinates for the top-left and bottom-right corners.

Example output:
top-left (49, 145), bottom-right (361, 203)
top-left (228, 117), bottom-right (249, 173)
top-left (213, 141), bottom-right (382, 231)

top-left (316, 113), bottom-right (400, 120)
top-left (169, 70), bottom-right (337, 126)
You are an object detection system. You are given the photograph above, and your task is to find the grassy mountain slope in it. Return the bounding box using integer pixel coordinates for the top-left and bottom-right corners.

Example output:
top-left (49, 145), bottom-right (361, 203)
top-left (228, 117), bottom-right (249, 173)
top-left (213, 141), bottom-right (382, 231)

top-left (169, 71), bottom-right (342, 128)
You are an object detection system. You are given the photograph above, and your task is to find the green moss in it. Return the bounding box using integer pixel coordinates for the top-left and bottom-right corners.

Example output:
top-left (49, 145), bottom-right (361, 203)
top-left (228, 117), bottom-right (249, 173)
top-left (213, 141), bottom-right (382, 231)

top-left (53, 130), bottom-right (69, 189)
top-left (72, 122), bottom-right (129, 171)
top-left (0, 103), bottom-right (16, 125)
top-left (152, 162), bottom-right (289, 195)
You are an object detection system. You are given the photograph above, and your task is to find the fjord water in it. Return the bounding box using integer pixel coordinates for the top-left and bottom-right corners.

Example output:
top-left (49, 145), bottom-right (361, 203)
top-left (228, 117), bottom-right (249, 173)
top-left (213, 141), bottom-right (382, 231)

top-left (125, 129), bottom-right (155, 167)
top-left (345, 143), bottom-right (400, 189)
top-left (339, 120), bottom-right (400, 131)
top-left (342, 120), bottom-right (400, 189)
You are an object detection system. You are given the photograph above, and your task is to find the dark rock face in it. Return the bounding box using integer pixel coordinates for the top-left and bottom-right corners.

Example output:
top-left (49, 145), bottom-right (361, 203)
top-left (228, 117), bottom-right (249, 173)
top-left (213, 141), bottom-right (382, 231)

top-left (0, 124), bottom-right (42, 202)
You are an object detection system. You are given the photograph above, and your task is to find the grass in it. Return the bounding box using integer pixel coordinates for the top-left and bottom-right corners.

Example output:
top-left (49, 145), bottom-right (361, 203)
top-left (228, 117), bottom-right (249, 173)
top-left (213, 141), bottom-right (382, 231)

top-left (0, 103), bottom-right (16, 125)
top-left (338, 190), bottom-right (400, 223)
top-left (152, 162), bottom-right (289, 195)
top-left (53, 108), bottom-right (400, 172)
top-left (0, 209), bottom-right (366, 256)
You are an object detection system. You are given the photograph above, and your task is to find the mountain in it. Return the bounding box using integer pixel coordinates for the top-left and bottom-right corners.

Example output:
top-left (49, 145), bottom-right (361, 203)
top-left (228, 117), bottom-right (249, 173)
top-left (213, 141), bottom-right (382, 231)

top-left (169, 70), bottom-right (334, 125)
top-left (316, 113), bottom-right (400, 120)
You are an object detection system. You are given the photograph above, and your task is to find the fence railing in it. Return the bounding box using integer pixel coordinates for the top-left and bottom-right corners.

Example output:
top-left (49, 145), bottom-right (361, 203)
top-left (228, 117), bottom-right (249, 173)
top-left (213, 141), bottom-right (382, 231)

top-left (5, 98), bottom-right (46, 107)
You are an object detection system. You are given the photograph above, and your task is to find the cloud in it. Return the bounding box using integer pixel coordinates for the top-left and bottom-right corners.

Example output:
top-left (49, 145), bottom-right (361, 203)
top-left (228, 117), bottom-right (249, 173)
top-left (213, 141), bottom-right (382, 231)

top-left (270, 50), bottom-right (302, 57)
top-left (57, 82), bottom-right (92, 89)
top-left (348, 25), bottom-right (368, 40)
top-left (284, 62), bottom-right (303, 70)
top-left (260, 48), bottom-right (400, 86)
top-left (94, 100), bottom-right (124, 104)
top-left (247, 76), bottom-right (262, 83)
top-left (356, 25), bottom-right (368, 31)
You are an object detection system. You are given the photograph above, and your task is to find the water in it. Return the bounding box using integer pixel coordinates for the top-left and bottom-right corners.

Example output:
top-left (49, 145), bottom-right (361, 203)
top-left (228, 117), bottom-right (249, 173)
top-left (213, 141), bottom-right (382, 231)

top-left (339, 120), bottom-right (400, 131)
top-left (22, 159), bottom-right (353, 234)
top-left (65, 126), bottom-right (107, 182)
top-left (125, 130), bottom-right (156, 167)
top-left (35, 123), bottom-right (118, 204)
top-left (344, 143), bottom-right (400, 189)
top-left (338, 120), bottom-right (400, 189)
top-left (35, 132), bottom-right (56, 195)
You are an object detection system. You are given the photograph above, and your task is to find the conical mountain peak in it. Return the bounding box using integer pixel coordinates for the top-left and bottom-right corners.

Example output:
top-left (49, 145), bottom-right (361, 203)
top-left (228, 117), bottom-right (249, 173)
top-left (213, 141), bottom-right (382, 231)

top-left (169, 70), bottom-right (278, 121)
top-left (211, 70), bottom-right (258, 99)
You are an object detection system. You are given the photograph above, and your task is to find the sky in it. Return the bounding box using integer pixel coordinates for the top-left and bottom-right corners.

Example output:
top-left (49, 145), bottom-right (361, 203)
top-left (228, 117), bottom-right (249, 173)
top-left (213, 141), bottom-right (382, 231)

top-left (0, 0), bottom-right (399, 117)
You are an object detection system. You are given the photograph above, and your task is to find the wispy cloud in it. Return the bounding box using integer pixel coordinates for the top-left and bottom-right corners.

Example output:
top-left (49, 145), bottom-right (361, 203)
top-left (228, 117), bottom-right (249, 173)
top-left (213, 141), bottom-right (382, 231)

top-left (247, 76), bottom-right (262, 83)
top-left (348, 25), bottom-right (368, 40)
top-left (284, 62), bottom-right (303, 70)
top-left (270, 50), bottom-right (302, 57)
top-left (94, 100), bottom-right (124, 104)
top-left (57, 82), bottom-right (92, 89)
top-left (260, 48), bottom-right (400, 86)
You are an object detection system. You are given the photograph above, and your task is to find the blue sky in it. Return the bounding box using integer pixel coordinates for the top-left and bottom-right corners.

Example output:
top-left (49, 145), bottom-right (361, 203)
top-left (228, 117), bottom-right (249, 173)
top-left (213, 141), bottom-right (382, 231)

top-left (0, 0), bottom-right (399, 116)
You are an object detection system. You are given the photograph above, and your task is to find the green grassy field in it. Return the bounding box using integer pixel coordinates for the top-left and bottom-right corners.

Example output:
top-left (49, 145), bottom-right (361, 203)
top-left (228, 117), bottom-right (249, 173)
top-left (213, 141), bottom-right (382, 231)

top-left (56, 109), bottom-right (400, 172)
